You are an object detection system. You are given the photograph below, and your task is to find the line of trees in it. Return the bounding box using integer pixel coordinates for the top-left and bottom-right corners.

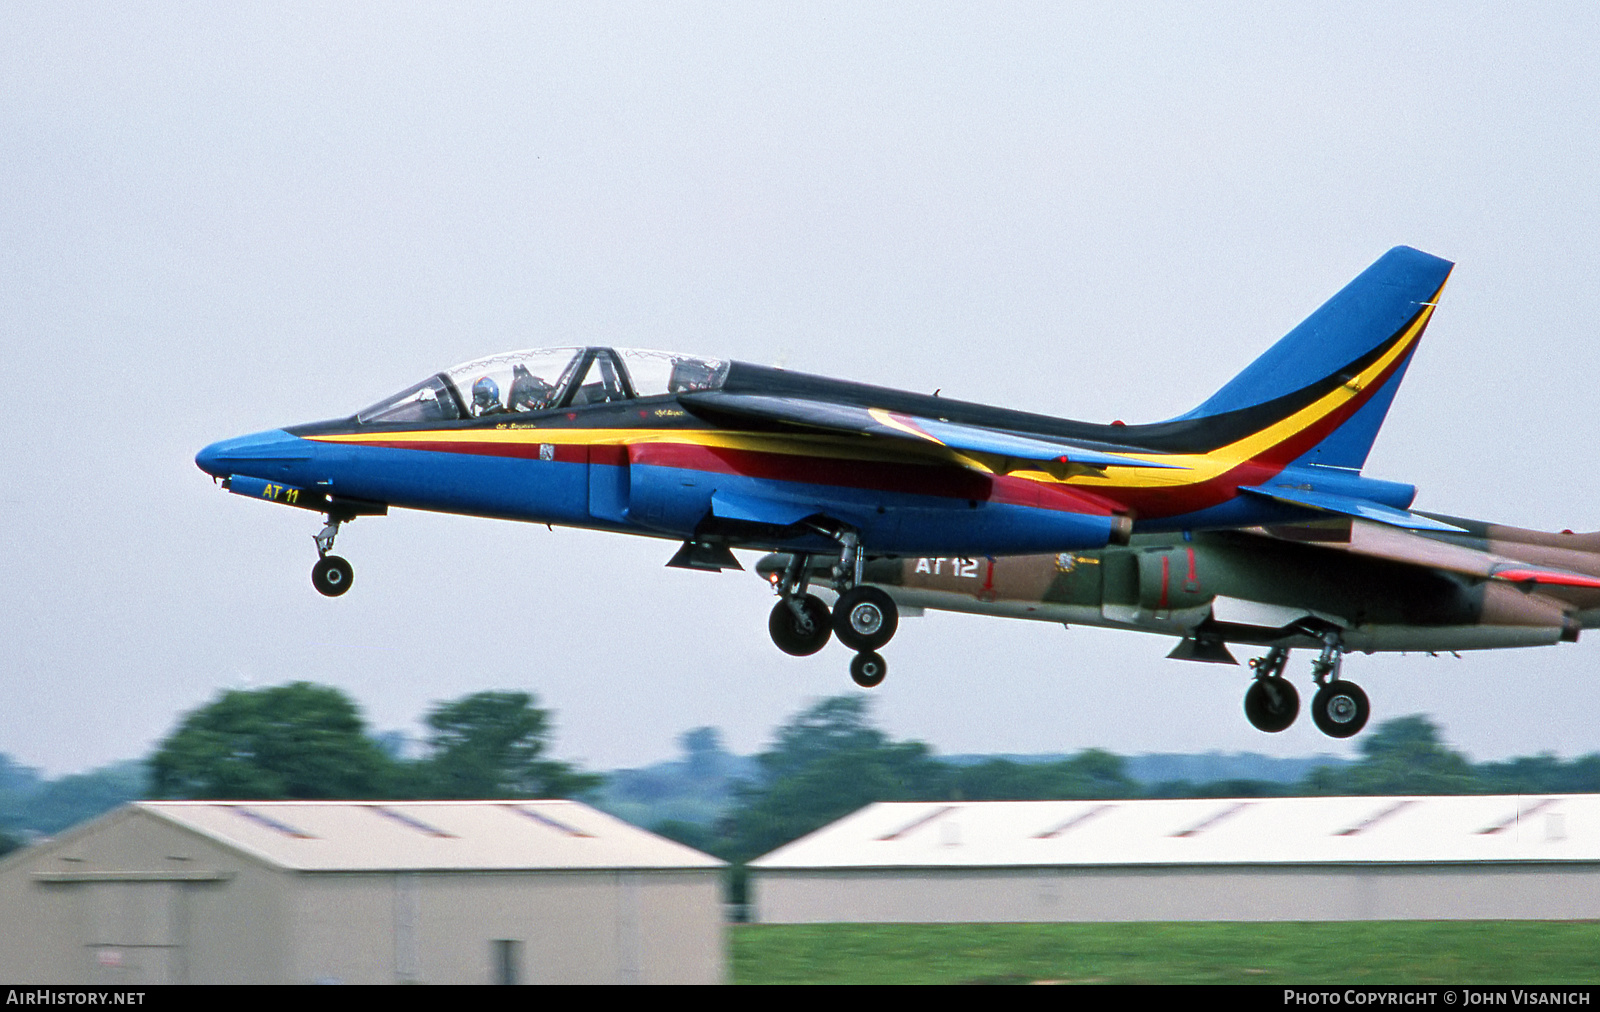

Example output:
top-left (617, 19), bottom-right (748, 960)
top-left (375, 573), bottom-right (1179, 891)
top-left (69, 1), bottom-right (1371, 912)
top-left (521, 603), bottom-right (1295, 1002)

top-left (147, 683), bottom-right (601, 801)
top-left (7, 684), bottom-right (1600, 868)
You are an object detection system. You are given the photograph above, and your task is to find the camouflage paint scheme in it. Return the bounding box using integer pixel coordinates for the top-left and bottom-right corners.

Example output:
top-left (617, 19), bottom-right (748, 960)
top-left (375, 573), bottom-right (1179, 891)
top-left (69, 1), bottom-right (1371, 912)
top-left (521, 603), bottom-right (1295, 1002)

top-left (761, 514), bottom-right (1600, 659)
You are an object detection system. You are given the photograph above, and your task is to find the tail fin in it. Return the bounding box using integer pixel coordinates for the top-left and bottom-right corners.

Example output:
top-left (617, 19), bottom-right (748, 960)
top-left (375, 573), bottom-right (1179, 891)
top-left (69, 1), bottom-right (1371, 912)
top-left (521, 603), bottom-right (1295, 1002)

top-left (1176, 246), bottom-right (1454, 471)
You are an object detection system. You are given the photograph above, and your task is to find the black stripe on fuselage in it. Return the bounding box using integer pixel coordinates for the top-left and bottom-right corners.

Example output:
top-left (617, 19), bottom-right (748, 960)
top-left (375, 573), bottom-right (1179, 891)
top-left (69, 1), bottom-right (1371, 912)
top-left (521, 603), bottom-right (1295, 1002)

top-left (717, 307), bottom-right (1421, 456)
top-left (285, 309), bottom-right (1417, 450)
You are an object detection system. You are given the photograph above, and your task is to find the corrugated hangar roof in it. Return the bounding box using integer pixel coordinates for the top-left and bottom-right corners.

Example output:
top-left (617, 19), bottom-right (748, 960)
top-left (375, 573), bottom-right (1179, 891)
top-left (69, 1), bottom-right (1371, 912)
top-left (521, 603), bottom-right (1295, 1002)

top-left (135, 800), bottom-right (722, 872)
top-left (751, 795), bottom-right (1600, 869)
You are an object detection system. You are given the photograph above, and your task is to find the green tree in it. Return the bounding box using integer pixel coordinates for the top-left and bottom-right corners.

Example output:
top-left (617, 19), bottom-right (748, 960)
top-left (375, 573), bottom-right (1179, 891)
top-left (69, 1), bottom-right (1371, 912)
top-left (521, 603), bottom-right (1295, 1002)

top-left (1302, 715), bottom-right (1478, 795)
top-left (722, 696), bottom-right (948, 863)
top-left (952, 749), bottom-right (1139, 801)
top-left (22, 761), bottom-right (147, 834)
top-left (679, 726), bottom-right (729, 781)
top-left (1476, 753), bottom-right (1600, 794)
top-left (149, 683), bottom-right (394, 799)
top-left (416, 691), bottom-right (601, 799)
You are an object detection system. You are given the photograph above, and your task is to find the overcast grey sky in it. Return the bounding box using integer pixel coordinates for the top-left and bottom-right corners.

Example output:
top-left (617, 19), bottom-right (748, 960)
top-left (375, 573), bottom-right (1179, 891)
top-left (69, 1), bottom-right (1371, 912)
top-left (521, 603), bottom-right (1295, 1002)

top-left (5, 3), bottom-right (1600, 777)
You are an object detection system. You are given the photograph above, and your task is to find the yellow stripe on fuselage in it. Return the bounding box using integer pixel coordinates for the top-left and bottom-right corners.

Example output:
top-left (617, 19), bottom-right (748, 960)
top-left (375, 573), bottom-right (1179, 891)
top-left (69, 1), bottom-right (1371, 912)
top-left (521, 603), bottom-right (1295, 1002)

top-left (868, 407), bottom-right (945, 445)
top-left (307, 426), bottom-right (943, 466)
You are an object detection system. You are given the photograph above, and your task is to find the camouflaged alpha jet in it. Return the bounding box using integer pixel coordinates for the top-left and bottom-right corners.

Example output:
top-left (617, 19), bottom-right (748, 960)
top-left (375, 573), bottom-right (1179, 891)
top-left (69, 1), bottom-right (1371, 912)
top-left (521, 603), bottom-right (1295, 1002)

top-left (758, 516), bottom-right (1600, 738)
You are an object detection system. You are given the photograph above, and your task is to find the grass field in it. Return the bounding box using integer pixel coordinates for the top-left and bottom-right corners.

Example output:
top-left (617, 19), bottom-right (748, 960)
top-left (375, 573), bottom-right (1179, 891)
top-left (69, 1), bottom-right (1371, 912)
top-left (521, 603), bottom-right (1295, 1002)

top-left (730, 921), bottom-right (1600, 984)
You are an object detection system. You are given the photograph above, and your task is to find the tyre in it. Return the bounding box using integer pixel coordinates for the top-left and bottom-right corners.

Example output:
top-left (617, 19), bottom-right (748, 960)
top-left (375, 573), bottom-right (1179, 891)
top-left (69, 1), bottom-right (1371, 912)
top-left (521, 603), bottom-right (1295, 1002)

top-left (850, 650), bottom-right (887, 688)
top-left (1243, 676), bottom-right (1299, 733)
top-left (832, 586), bottom-right (899, 651)
top-left (312, 555), bottom-right (353, 597)
top-left (1311, 680), bottom-right (1370, 738)
top-left (768, 595), bottom-right (832, 656)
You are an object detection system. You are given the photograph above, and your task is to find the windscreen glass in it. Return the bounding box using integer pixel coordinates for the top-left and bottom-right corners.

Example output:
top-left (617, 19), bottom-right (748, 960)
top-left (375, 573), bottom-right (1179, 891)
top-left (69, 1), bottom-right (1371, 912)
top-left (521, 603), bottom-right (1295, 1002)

top-left (356, 375), bottom-right (463, 425)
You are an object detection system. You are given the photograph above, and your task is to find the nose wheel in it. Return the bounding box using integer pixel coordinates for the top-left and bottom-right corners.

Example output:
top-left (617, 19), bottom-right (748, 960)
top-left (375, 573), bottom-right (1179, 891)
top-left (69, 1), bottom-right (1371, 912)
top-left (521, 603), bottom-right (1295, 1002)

top-left (310, 518), bottom-right (354, 597)
top-left (850, 650), bottom-right (887, 688)
top-left (312, 555), bottom-right (353, 597)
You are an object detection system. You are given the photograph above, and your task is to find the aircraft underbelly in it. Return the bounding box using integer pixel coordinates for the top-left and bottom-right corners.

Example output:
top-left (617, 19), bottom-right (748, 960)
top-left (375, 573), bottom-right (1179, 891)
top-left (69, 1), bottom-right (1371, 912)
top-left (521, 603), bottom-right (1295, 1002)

top-left (624, 462), bottom-right (1119, 554)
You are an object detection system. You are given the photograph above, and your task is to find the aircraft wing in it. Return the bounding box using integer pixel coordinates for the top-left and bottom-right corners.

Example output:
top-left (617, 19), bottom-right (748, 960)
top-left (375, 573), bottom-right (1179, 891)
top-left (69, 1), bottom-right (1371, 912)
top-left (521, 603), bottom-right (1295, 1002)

top-left (1248, 518), bottom-right (1600, 589)
top-left (1239, 484), bottom-right (1466, 532)
top-left (678, 391), bottom-right (1185, 475)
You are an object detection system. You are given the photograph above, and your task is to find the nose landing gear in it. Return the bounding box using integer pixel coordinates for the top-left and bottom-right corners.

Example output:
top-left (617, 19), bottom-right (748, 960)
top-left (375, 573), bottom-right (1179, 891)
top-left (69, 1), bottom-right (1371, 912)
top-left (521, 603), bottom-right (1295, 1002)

top-left (310, 518), bottom-right (353, 598)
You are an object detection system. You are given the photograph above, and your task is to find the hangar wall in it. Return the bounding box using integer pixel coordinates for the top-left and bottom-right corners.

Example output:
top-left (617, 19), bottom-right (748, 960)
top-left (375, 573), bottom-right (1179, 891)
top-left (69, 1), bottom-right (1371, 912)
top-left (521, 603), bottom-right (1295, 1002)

top-left (753, 864), bottom-right (1600, 924)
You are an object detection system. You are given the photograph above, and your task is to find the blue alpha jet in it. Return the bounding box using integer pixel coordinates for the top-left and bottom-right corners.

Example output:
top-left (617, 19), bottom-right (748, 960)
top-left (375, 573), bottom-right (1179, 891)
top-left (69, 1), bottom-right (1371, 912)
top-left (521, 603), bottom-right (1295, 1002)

top-left (198, 247), bottom-right (1455, 693)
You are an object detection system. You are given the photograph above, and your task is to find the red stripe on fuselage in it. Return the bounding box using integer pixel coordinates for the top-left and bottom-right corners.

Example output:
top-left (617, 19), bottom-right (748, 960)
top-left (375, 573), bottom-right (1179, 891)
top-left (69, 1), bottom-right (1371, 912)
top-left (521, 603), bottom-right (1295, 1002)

top-left (1112, 344), bottom-right (1418, 521)
top-left (336, 434), bottom-right (1123, 515)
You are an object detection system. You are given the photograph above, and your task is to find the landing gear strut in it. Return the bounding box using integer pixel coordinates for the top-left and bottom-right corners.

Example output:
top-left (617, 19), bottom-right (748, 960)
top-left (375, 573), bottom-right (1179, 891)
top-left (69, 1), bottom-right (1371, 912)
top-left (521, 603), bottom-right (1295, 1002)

top-left (310, 518), bottom-right (353, 597)
top-left (822, 528), bottom-right (898, 685)
top-left (766, 527), bottom-right (900, 688)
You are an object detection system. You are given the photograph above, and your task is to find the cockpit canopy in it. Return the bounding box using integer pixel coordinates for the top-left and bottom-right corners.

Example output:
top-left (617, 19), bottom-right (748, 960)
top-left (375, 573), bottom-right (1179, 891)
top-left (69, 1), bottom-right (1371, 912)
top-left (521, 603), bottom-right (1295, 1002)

top-left (356, 347), bottom-right (729, 425)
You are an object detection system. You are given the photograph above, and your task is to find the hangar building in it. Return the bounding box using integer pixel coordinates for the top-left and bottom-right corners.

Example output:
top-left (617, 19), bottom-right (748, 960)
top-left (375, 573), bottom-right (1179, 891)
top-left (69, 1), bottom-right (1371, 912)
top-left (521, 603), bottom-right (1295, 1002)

top-left (0, 800), bottom-right (723, 984)
top-left (750, 794), bottom-right (1600, 923)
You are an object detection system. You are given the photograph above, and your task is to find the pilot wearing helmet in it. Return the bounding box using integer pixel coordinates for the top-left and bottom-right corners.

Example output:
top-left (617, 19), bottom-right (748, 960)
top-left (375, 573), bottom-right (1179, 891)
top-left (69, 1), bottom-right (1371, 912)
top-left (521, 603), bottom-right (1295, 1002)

top-left (471, 375), bottom-right (506, 417)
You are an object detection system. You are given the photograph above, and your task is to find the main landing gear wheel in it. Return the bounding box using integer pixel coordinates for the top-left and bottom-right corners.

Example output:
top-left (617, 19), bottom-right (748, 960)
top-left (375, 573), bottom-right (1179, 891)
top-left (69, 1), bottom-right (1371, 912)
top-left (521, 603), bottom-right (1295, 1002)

top-left (768, 595), bottom-right (832, 656)
top-left (850, 650), bottom-right (887, 688)
top-left (832, 586), bottom-right (899, 652)
top-left (311, 555), bottom-right (353, 597)
top-left (1243, 677), bottom-right (1299, 733)
top-left (1311, 680), bottom-right (1370, 738)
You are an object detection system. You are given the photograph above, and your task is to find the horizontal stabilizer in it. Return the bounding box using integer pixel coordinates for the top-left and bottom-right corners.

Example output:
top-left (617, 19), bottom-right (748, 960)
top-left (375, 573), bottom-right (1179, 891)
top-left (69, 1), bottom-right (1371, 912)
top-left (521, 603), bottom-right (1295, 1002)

top-left (681, 391), bottom-right (1184, 473)
top-left (1240, 485), bottom-right (1466, 532)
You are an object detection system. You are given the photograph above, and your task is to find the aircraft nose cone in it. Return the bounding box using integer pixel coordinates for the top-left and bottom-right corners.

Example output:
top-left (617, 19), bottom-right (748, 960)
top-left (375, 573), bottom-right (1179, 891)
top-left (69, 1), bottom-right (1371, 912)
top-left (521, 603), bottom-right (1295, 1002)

top-left (194, 429), bottom-right (310, 478)
top-left (194, 439), bottom-right (229, 477)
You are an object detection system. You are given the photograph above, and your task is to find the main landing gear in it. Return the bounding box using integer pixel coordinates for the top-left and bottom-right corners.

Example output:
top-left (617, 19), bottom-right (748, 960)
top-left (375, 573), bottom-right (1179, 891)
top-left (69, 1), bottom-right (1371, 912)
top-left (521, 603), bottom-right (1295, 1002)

top-left (1243, 647), bottom-right (1299, 733)
top-left (767, 533), bottom-right (900, 688)
top-left (1242, 634), bottom-right (1371, 739)
top-left (310, 518), bottom-right (353, 598)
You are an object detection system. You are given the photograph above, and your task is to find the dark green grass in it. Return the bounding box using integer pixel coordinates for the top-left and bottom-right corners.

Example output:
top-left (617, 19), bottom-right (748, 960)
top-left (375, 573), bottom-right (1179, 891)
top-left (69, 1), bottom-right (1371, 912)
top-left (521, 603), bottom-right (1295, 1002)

top-left (730, 921), bottom-right (1600, 984)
